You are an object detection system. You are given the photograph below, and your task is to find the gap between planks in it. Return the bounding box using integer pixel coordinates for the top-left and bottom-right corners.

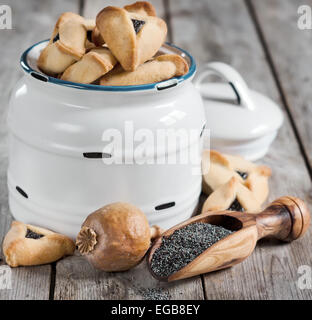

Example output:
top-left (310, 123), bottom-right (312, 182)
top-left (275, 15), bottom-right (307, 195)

top-left (163, 0), bottom-right (173, 43)
top-left (79, 0), bottom-right (85, 15)
top-left (245, 0), bottom-right (312, 181)
top-left (49, 262), bottom-right (57, 300)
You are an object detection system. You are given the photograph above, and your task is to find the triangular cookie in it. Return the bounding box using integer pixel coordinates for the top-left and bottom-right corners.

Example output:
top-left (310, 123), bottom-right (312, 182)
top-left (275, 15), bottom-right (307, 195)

top-left (202, 150), bottom-right (271, 205)
top-left (3, 221), bottom-right (75, 267)
top-left (61, 47), bottom-right (117, 84)
top-left (38, 12), bottom-right (87, 75)
top-left (96, 6), bottom-right (167, 71)
top-left (91, 1), bottom-right (157, 48)
top-left (100, 54), bottom-right (188, 86)
top-left (202, 177), bottom-right (262, 214)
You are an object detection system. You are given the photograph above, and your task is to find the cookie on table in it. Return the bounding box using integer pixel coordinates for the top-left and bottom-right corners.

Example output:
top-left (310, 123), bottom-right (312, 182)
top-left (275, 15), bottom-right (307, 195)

top-left (223, 153), bottom-right (271, 204)
top-left (244, 167), bottom-right (271, 205)
top-left (202, 149), bottom-right (236, 194)
top-left (202, 150), bottom-right (271, 205)
top-left (38, 12), bottom-right (87, 75)
top-left (201, 176), bottom-right (262, 214)
top-left (96, 6), bottom-right (167, 71)
top-left (100, 54), bottom-right (188, 86)
top-left (2, 221), bottom-right (75, 267)
top-left (61, 47), bottom-right (117, 84)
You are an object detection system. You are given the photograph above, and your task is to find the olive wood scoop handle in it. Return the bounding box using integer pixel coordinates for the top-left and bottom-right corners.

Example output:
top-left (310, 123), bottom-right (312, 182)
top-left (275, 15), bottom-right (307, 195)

top-left (147, 196), bottom-right (310, 282)
top-left (255, 196), bottom-right (310, 241)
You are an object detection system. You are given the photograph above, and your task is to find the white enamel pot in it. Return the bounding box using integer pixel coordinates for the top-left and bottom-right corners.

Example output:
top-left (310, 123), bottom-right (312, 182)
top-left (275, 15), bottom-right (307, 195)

top-left (8, 40), bottom-right (205, 239)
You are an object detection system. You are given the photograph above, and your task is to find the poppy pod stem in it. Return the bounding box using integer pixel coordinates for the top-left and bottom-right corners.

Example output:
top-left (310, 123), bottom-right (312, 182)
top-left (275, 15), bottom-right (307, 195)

top-left (150, 225), bottom-right (163, 240)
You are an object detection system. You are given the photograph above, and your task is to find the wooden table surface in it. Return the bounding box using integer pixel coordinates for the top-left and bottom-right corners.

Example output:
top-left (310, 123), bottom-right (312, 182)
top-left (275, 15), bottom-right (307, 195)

top-left (1, 0), bottom-right (312, 300)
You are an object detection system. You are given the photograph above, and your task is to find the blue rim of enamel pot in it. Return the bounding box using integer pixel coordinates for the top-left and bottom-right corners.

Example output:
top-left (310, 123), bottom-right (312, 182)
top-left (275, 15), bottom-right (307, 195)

top-left (20, 39), bottom-right (196, 92)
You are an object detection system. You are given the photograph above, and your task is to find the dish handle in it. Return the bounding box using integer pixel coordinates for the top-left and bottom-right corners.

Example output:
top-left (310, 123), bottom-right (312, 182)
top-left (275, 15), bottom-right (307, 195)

top-left (194, 62), bottom-right (256, 111)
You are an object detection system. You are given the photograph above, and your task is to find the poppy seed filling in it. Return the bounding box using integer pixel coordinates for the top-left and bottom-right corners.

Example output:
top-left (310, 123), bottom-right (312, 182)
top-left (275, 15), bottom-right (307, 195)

top-left (236, 170), bottom-right (248, 180)
top-left (26, 229), bottom-right (44, 239)
top-left (131, 19), bottom-right (145, 33)
top-left (86, 30), bottom-right (92, 42)
top-left (228, 198), bottom-right (245, 212)
top-left (52, 33), bottom-right (60, 43)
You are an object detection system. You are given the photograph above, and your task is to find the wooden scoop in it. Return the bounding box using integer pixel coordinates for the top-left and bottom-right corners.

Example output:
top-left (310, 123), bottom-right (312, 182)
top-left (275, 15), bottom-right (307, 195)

top-left (147, 196), bottom-right (310, 282)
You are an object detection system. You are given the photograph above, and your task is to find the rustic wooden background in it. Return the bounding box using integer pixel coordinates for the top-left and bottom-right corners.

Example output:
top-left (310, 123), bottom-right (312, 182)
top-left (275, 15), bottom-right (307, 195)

top-left (1, 0), bottom-right (312, 300)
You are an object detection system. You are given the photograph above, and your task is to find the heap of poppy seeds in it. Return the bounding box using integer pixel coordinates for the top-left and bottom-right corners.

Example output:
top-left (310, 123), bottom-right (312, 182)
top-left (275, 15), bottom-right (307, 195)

top-left (151, 222), bottom-right (233, 277)
top-left (138, 288), bottom-right (170, 300)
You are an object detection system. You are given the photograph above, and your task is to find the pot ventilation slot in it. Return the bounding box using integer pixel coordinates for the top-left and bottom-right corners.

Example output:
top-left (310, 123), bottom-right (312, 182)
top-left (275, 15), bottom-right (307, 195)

top-left (30, 72), bottom-right (48, 82)
top-left (200, 123), bottom-right (206, 138)
top-left (229, 82), bottom-right (241, 105)
top-left (16, 186), bottom-right (28, 199)
top-left (155, 202), bottom-right (175, 211)
top-left (83, 152), bottom-right (112, 159)
top-left (156, 79), bottom-right (178, 91)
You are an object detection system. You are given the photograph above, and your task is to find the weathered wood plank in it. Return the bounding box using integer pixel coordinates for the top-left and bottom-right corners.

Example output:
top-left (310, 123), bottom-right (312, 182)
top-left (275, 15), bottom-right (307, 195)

top-left (0, 0), bottom-right (80, 300)
top-left (54, 255), bottom-right (204, 300)
top-left (250, 0), bottom-right (312, 169)
top-left (169, 0), bottom-right (312, 299)
top-left (53, 0), bottom-right (204, 300)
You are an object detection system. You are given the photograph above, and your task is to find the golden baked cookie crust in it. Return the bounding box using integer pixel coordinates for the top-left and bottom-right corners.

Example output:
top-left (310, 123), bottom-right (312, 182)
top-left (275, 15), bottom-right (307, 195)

top-left (61, 47), bottom-right (117, 84)
top-left (3, 221), bottom-right (75, 267)
top-left (100, 54), bottom-right (188, 86)
top-left (202, 177), bottom-right (262, 214)
top-left (202, 150), bottom-right (271, 206)
top-left (124, 1), bottom-right (157, 17)
top-left (96, 6), bottom-right (167, 71)
top-left (38, 12), bottom-right (87, 75)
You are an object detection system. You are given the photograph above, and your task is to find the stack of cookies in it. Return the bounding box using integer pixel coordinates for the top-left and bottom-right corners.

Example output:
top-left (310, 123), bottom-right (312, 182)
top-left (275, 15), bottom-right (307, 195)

top-left (201, 150), bottom-right (272, 213)
top-left (38, 1), bottom-right (189, 86)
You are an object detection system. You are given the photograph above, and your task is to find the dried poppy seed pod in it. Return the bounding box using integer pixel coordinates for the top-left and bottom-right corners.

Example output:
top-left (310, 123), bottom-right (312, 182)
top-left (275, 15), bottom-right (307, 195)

top-left (76, 202), bottom-right (162, 272)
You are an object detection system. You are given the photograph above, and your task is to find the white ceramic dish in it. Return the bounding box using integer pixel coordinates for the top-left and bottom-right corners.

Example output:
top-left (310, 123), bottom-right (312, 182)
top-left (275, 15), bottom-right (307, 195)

top-left (194, 62), bottom-right (284, 161)
top-left (8, 40), bottom-right (205, 239)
